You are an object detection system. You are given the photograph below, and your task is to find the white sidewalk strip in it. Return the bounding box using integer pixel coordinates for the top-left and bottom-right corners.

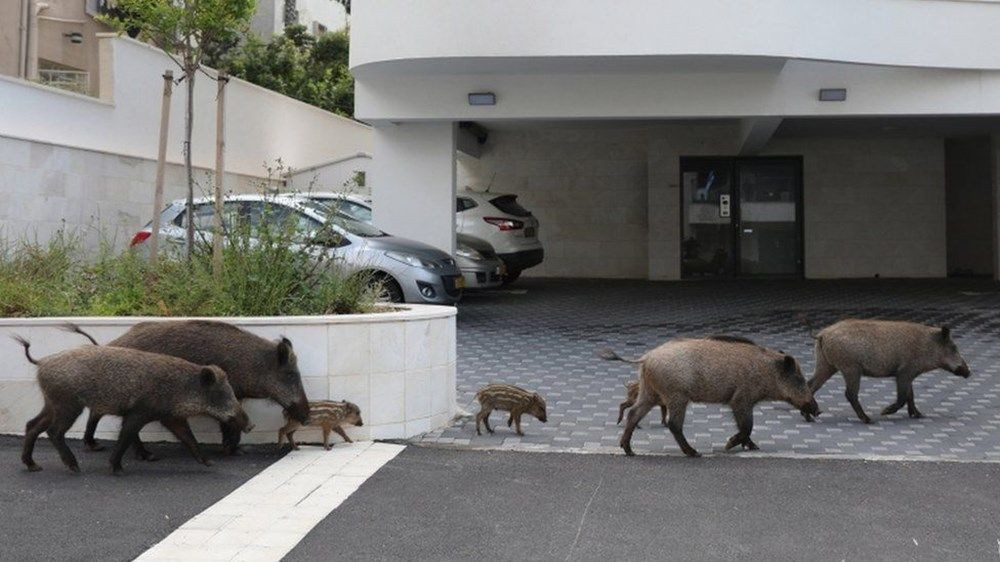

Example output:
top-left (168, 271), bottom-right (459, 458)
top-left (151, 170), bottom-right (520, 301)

top-left (135, 442), bottom-right (405, 562)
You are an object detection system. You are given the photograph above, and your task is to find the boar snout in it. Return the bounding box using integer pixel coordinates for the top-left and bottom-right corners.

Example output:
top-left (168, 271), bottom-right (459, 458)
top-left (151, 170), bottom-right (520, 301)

top-left (954, 363), bottom-right (971, 378)
top-left (232, 410), bottom-right (255, 434)
top-left (800, 398), bottom-right (821, 418)
top-left (286, 400), bottom-right (311, 424)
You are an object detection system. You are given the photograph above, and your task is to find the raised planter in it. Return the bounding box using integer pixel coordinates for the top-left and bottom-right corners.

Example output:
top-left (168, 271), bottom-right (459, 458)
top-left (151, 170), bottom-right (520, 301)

top-left (0, 304), bottom-right (457, 445)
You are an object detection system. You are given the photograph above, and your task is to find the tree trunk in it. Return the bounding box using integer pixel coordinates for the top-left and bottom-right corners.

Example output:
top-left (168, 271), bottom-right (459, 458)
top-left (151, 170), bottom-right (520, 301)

top-left (212, 71), bottom-right (228, 279)
top-left (184, 66), bottom-right (196, 262)
top-left (149, 70), bottom-right (173, 266)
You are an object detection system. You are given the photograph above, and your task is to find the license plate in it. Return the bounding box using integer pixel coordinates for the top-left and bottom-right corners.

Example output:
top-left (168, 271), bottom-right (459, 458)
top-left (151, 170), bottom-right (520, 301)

top-left (454, 276), bottom-right (466, 288)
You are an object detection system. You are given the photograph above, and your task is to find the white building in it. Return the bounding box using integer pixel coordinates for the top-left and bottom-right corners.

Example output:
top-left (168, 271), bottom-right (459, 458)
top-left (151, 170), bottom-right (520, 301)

top-left (351, 0), bottom-right (1000, 281)
top-left (250, 0), bottom-right (349, 38)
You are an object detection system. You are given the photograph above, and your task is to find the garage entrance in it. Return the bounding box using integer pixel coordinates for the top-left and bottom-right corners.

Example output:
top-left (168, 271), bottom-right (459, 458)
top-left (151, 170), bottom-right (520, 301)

top-left (681, 156), bottom-right (803, 278)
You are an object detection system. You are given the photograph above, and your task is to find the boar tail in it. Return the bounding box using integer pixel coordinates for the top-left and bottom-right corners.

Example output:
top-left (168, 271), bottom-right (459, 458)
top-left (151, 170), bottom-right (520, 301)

top-left (598, 348), bottom-right (643, 364)
top-left (61, 322), bottom-right (99, 345)
top-left (795, 312), bottom-right (821, 339)
top-left (12, 335), bottom-right (38, 365)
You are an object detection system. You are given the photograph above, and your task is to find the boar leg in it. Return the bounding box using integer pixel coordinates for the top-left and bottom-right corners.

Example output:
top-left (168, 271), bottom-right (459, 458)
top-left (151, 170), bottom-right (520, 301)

top-left (220, 421), bottom-right (244, 456)
top-left (803, 355), bottom-right (838, 422)
top-left (83, 411), bottom-right (105, 452)
top-left (110, 412), bottom-right (150, 475)
top-left (514, 413), bottom-right (525, 436)
top-left (659, 403), bottom-right (668, 427)
top-left (665, 398), bottom-right (701, 458)
top-left (132, 438), bottom-right (158, 462)
top-left (842, 369), bottom-right (871, 424)
top-left (725, 401), bottom-right (758, 452)
top-left (47, 406), bottom-right (83, 473)
top-left (322, 427), bottom-right (332, 450)
top-left (906, 391), bottom-right (923, 419)
top-left (333, 425), bottom-right (353, 443)
top-left (475, 406), bottom-right (494, 435)
top-left (162, 418), bottom-right (211, 466)
top-left (278, 421), bottom-right (296, 448)
top-left (22, 407), bottom-right (52, 472)
top-left (619, 399), bottom-right (655, 457)
top-left (880, 376), bottom-right (913, 417)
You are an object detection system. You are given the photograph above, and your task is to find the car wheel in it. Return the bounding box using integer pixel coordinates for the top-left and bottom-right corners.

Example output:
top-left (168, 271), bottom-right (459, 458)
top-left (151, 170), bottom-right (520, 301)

top-left (373, 274), bottom-right (405, 303)
top-left (501, 269), bottom-right (522, 286)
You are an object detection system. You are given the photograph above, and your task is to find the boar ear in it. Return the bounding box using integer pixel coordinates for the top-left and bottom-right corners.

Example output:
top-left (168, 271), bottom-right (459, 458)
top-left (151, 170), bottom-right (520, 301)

top-left (277, 339), bottom-right (293, 365)
top-left (780, 355), bottom-right (796, 374)
top-left (938, 326), bottom-right (951, 341)
top-left (200, 367), bottom-right (217, 387)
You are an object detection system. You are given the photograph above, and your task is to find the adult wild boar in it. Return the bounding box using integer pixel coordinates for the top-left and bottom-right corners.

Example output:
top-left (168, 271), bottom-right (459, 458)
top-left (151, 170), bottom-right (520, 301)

top-left (603, 335), bottom-right (819, 457)
top-left (804, 319), bottom-right (971, 424)
top-left (68, 320), bottom-right (309, 456)
top-left (15, 338), bottom-right (251, 474)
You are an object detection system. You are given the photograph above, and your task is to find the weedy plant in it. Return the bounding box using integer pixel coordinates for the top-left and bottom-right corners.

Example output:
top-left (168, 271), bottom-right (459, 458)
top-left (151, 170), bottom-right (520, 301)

top-left (0, 206), bottom-right (380, 318)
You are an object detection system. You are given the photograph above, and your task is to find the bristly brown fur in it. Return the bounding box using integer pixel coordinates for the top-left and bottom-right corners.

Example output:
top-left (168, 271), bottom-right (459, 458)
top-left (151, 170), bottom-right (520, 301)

top-left (475, 384), bottom-right (547, 436)
top-left (70, 320), bottom-right (310, 457)
top-left (278, 400), bottom-right (363, 450)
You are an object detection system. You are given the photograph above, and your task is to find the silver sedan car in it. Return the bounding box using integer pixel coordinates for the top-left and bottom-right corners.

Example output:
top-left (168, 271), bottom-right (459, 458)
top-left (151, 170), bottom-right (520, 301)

top-left (129, 194), bottom-right (465, 304)
top-left (291, 192), bottom-right (505, 289)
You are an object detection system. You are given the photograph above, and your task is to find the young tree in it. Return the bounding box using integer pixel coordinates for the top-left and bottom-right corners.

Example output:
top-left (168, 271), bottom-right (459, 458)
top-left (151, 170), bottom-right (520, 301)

top-left (101, 0), bottom-right (255, 261)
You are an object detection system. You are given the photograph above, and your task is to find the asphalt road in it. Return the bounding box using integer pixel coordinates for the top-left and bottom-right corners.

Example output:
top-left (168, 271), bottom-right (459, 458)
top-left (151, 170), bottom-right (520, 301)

top-left (0, 435), bottom-right (285, 562)
top-left (288, 446), bottom-right (1000, 561)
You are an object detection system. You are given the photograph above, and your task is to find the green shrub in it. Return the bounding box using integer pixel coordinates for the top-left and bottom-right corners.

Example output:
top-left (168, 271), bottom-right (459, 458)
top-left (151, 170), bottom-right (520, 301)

top-left (0, 222), bottom-right (380, 318)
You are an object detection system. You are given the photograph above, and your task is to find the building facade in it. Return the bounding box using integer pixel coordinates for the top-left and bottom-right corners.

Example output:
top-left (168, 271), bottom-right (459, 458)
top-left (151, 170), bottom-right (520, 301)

top-left (351, 0), bottom-right (1000, 281)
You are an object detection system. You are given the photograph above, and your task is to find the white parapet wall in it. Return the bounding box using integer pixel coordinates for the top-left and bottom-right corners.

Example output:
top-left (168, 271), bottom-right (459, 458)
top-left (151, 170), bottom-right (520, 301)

top-left (0, 305), bottom-right (457, 446)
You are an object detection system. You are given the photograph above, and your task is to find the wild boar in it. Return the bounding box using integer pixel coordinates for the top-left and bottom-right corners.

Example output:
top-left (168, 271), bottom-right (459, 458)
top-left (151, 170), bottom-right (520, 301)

top-left (617, 380), bottom-right (667, 427)
top-left (67, 321), bottom-right (309, 457)
top-left (805, 319), bottom-right (971, 424)
top-left (603, 335), bottom-right (819, 457)
top-left (474, 384), bottom-right (548, 436)
top-left (278, 400), bottom-right (363, 450)
top-left (15, 337), bottom-right (251, 474)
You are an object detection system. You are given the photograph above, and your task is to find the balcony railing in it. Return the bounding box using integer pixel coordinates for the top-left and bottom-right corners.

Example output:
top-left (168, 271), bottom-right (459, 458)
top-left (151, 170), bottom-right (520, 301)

top-left (37, 69), bottom-right (91, 96)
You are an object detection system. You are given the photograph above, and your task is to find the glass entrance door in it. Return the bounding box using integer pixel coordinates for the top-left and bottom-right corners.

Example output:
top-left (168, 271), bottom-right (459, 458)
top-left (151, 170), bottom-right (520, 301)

top-left (680, 157), bottom-right (802, 278)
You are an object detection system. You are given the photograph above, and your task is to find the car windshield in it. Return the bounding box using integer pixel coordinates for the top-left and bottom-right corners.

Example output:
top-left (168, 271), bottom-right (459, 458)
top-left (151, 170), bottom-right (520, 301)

top-left (299, 200), bottom-right (386, 237)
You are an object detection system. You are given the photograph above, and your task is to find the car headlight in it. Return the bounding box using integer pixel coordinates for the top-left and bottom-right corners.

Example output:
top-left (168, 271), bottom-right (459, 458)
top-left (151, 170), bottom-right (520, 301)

top-left (385, 251), bottom-right (439, 269)
top-left (455, 243), bottom-right (483, 261)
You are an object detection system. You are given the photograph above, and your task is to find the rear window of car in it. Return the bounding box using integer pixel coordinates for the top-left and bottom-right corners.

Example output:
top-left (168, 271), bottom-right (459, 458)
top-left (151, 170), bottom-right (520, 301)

top-left (456, 197), bottom-right (478, 212)
top-left (489, 195), bottom-right (531, 217)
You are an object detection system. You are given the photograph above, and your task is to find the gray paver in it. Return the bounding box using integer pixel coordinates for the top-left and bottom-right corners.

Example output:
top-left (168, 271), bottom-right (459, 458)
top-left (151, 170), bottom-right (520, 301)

top-left (418, 279), bottom-right (1000, 460)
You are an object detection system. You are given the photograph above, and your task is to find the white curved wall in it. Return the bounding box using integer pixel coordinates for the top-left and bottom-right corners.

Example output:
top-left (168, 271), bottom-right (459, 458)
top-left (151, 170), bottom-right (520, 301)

top-left (352, 0), bottom-right (1000, 73)
top-left (0, 306), bottom-right (457, 446)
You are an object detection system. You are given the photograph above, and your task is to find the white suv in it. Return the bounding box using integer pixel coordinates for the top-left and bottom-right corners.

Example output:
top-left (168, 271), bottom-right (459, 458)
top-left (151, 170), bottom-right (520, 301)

top-left (456, 189), bottom-right (543, 283)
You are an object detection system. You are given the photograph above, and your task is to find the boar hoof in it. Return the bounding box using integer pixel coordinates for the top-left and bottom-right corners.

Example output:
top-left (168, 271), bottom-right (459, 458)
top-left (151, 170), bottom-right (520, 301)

top-left (909, 411), bottom-right (924, 419)
top-left (85, 443), bottom-right (106, 452)
top-left (25, 464), bottom-right (42, 472)
top-left (200, 458), bottom-right (214, 467)
top-left (860, 415), bottom-right (872, 424)
top-left (683, 450), bottom-right (702, 458)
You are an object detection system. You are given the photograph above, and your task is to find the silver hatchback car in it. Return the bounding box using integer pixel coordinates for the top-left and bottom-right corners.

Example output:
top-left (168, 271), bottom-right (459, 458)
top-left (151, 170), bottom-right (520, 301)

top-left (129, 194), bottom-right (465, 304)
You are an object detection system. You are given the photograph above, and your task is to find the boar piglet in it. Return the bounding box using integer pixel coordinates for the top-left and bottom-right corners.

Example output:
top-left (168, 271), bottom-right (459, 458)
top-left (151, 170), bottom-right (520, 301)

top-left (68, 320), bottom-right (309, 457)
top-left (475, 384), bottom-right (547, 436)
top-left (15, 338), bottom-right (250, 474)
top-left (278, 400), bottom-right (363, 450)
top-left (617, 380), bottom-right (667, 428)
top-left (603, 335), bottom-right (819, 457)
top-left (806, 319), bottom-right (971, 424)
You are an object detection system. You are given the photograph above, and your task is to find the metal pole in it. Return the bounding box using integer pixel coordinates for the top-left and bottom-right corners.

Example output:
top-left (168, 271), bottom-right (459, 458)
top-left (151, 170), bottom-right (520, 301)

top-left (148, 70), bottom-right (173, 266)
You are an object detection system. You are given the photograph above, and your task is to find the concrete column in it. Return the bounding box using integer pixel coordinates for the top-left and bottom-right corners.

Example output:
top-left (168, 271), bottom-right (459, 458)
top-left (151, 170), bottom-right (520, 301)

top-left (992, 134), bottom-right (1000, 281)
top-left (371, 121), bottom-right (457, 254)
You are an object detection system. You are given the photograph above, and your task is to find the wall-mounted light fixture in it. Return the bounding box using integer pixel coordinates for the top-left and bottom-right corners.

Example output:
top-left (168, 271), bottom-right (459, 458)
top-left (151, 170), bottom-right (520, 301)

top-left (468, 92), bottom-right (496, 106)
top-left (64, 32), bottom-right (84, 44)
top-left (818, 88), bottom-right (847, 102)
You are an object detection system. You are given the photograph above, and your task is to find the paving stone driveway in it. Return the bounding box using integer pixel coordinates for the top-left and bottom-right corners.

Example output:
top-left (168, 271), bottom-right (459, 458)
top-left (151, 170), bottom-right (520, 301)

top-left (417, 279), bottom-right (1000, 460)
